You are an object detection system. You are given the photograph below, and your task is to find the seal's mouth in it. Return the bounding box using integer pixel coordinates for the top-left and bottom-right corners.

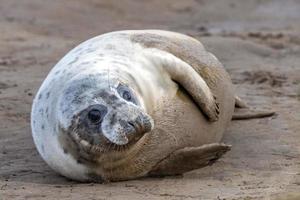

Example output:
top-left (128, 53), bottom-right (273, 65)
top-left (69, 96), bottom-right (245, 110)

top-left (70, 125), bottom-right (149, 154)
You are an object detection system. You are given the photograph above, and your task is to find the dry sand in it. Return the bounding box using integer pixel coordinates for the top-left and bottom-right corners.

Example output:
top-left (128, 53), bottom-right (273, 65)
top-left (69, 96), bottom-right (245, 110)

top-left (0, 0), bottom-right (299, 199)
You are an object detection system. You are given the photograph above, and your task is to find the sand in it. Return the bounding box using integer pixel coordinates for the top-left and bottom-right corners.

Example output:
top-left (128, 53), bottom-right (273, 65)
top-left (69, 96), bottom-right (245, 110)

top-left (0, 0), bottom-right (299, 199)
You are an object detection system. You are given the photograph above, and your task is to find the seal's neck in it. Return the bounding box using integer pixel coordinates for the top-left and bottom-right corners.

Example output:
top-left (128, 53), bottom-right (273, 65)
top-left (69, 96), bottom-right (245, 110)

top-left (95, 132), bottom-right (155, 181)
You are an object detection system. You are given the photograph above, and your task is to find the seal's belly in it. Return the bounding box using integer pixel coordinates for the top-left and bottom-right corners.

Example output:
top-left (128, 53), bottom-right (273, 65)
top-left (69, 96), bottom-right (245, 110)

top-left (151, 84), bottom-right (235, 149)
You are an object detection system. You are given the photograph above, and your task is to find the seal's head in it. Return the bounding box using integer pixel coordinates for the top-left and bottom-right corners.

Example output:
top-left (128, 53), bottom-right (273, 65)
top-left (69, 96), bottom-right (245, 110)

top-left (57, 72), bottom-right (154, 160)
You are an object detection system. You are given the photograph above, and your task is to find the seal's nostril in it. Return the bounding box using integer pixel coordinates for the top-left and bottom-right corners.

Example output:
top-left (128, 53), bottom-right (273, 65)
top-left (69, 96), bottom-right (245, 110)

top-left (128, 121), bottom-right (135, 128)
top-left (126, 121), bottom-right (137, 133)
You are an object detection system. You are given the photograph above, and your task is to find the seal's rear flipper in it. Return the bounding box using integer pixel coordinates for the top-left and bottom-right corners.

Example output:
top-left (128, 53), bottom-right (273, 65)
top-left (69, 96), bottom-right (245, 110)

top-left (148, 143), bottom-right (231, 177)
top-left (235, 95), bottom-right (248, 108)
top-left (233, 96), bottom-right (276, 120)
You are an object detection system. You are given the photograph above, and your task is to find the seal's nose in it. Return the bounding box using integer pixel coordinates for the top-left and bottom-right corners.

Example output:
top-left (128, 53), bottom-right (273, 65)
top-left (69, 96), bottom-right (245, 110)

top-left (102, 114), bottom-right (153, 146)
top-left (120, 120), bottom-right (136, 134)
top-left (112, 119), bottom-right (140, 145)
top-left (101, 101), bottom-right (154, 146)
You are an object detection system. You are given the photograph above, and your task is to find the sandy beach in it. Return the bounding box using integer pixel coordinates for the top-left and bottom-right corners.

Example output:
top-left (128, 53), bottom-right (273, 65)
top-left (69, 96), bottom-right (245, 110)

top-left (0, 0), bottom-right (299, 199)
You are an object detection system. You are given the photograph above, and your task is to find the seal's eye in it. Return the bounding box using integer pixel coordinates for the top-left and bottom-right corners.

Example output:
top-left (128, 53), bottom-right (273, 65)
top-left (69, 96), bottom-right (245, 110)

top-left (122, 91), bottom-right (131, 101)
top-left (88, 109), bottom-right (103, 124)
top-left (84, 104), bottom-right (107, 125)
top-left (117, 84), bottom-right (138, 104)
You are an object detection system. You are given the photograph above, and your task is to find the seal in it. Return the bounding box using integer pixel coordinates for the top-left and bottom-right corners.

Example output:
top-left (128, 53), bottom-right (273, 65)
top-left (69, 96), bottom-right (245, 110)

top-left (31, 30), bottom-right (253, 182)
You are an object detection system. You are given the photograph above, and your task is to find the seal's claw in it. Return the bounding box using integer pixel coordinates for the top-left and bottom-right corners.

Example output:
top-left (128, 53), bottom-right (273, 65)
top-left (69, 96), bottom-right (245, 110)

top-left (216, 101), bottom-right (219, 109)
top-left (206, 97), bottom-right (220, 122)
top-left (216, 103), bottom-right (220, 115)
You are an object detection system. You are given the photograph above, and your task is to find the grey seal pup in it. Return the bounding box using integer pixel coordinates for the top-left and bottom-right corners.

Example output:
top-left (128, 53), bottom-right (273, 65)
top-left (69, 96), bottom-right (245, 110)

top-left (31, 30), bottom-right (269, 182)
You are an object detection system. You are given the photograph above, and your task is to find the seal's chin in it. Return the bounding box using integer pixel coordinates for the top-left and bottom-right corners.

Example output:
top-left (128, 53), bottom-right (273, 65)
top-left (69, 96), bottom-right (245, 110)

top-left (70, 127), bottom-right (148, 155)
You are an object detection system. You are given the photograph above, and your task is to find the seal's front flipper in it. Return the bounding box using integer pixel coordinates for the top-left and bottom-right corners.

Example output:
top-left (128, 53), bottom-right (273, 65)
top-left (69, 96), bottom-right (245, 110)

top-left (148, 143), bottom-right (231, 177)
top-left (144, 49), bottom-right (219, 122)
top-left (233, 96), bottom-right (275, 120)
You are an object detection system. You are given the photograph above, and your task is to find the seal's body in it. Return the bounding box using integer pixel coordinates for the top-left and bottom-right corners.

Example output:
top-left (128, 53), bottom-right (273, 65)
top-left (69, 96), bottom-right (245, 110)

top-left (31, 30), bottom-right (235, 182)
